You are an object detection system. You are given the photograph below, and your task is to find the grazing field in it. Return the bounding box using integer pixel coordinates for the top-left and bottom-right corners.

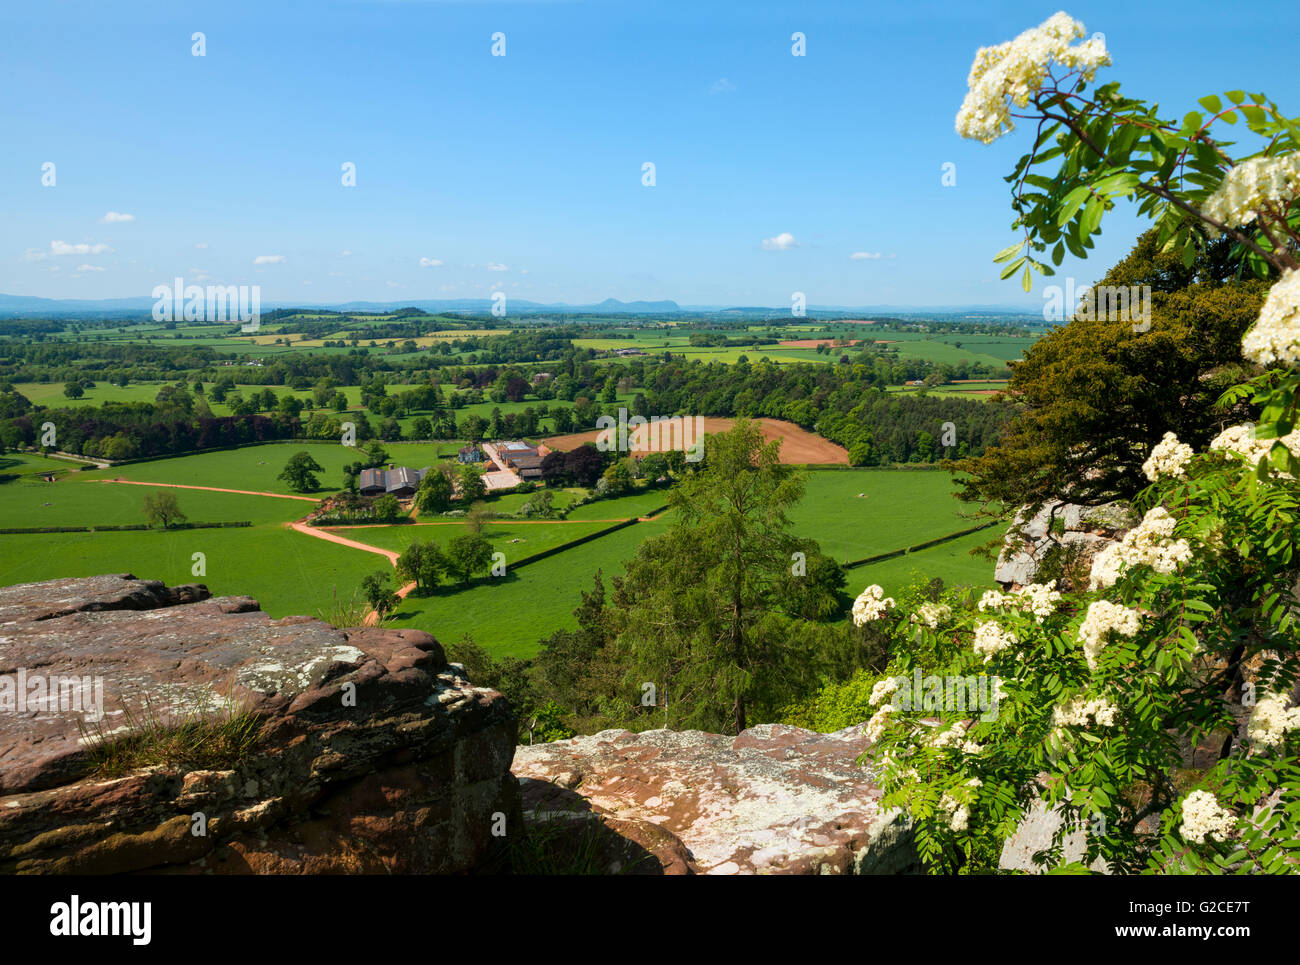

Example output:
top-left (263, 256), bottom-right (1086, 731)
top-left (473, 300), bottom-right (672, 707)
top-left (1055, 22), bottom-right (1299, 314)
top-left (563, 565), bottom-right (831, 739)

top-left (14, 381), bottom-right (174, 407)
top-left (382, 469), bottom-right (998, 658)
top-left (479, 488), bottom-right (581, 515)
top-left (11, 380), bottom-right (631, 440)
top-left (0, 524), bottom-right (385, 621)
top-left (0, 451), bottom-right (96, 479)
top-left (0, 440), bottom-right (1003, 660)
top-left (0, 477), bottom-right (308, 528)
top-left (788, 469), bottom-right (981, 563)
top-left (326, 518), bottom-right (613, 559)
top-left (86, 442), bottom-right (462, 495)
top-left (543, 417), bottom-right (849, 465)
top-left (567, 324), bottom-right (1038, 372)
top-left (847, 526), bottom-right (999, 597)
top-left (563, 488), bottom-right (671, 520)
top-left (387, 517), bottom-right (674, 659)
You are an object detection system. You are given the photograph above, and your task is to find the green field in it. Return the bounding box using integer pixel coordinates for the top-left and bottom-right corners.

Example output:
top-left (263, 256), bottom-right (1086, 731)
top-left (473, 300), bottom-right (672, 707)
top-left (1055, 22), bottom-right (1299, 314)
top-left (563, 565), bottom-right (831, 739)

top-left (11, 380), bottom-right (602, 439)
top-left (848, 526), bottom-right (1000, 596)
top-left (0, 450), bottom-right (97, 478)
top-left (383, 469), bottom-right (999, 657)
top-left (788, 469), bottom-right (983, 562)
top-left (568, 324), bottom-right (1038, 373)
top-left (0, 524), bottom-right (384, 621)
top-left (332, 518), bottom-right (614, 559)
top-left (563, 487), bottom-right (671, 520)
top-left (0, 442), bottom-right (1005, 659)
top-left (87, 442), bottom-right (461, 495)
top-left (0, 477), bottom-right (307, 528)
top-left (14, 381), bottom-right (174, 407)
top-left (387, 517), bottom-right (674, 659)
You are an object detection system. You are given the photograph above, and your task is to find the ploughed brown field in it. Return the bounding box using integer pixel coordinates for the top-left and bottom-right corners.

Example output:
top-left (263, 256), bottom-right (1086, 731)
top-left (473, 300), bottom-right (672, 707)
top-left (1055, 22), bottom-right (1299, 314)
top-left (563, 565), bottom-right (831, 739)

top-left (541, 417), bottom-right (850, 465)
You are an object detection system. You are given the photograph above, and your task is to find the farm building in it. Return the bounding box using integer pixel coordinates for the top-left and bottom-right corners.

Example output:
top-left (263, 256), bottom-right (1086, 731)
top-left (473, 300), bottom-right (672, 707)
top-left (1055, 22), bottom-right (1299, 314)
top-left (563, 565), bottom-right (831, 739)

top-left (497, 441), bottom-right (535, 456)
top-left (359, 465), bottom-right (428, 498)
top-left (488, 441), bottom-right (544, 481)
top-left (458, 444), bottom-right (484, 464)
top-left (508, 453), bottom-right (544, 480)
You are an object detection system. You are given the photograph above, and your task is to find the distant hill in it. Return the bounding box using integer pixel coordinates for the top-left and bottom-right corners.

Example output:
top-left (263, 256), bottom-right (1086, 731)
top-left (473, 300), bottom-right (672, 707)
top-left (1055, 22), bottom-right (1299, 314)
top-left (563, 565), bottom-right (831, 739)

top-left (0, 291), bottom-right (1040, 321)
top-left (0, 293), bottom-right (155, 314)
top-left (590, 298), bottom-right (682, 313)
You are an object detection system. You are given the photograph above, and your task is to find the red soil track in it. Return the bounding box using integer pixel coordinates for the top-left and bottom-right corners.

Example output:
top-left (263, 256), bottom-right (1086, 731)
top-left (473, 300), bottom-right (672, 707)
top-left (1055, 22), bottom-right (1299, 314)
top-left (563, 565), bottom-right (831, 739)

top-left (100, 479), bottom-right (320, 502)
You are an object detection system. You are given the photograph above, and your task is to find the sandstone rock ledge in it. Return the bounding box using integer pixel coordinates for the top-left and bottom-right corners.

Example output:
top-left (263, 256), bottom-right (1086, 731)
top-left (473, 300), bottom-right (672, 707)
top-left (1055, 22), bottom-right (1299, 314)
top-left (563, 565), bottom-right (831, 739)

top-left (0, 575), bottom-right (520, 874)
top-left (513, 724), bottom-right (918, 874)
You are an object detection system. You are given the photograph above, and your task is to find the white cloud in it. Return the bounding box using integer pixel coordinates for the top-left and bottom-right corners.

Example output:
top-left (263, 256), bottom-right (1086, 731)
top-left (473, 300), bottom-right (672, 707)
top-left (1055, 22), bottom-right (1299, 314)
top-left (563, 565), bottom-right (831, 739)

top-left (761, 232), bottom-right (798, 251)
top-left (253, 254), bottom-right (286, 265)
top-left (386, 280), bottom-right (400, 288)
top-left (710, 78), bottom-right (737, 94)
top-left (340, 249), bottom-right (352, 256)
top-left (486, 262), bottom-right (508, 272)
top-left (419, 257), bottom-right (443, 268)
top-left (99, 211), bottom-right (135, 223)
top-left (195, 242), bottom-right (209, 249)
top-left (50, 240), bottom-right (113, 256)
top-left (850, 251), bottom-right (897, 260)
top-left (75, 264), bottom-right (105, 272)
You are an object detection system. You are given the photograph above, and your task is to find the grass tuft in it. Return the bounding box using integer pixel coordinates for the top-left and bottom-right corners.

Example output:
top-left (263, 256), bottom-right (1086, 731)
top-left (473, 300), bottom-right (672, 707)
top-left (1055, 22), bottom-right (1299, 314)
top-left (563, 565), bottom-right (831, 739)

top-left (77, 690), bottom-right (263, 779)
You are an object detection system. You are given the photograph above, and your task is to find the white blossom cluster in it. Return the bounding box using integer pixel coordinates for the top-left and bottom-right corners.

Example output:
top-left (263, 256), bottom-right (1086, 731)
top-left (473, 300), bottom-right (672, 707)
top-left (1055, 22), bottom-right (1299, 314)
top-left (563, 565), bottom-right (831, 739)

top-left (865, 704), bottom-right (894, 742)
top-left (1241, 269), bottom-right (1300, 367)
top-left (1209, 421), bottom-right (1300, 477)
top-left (1077, 600), bottom-right (1141, 670)
top-left (1141, 432), bottom-right (1194, 482)
top-left (1201, 155), bottom-right (1300, 236)
top-left (939, 779), bottom-right (982, 832)
top-left (1246, 692), bottom-right (1300, 749)
top-left (973, 621), bottom-right (1018, 663)
top-left (910, 601), bottom-right (953, 628)
top-left (955, 12), bottom-right (1109, 144)
top-left (1088, 507), bottom-right (1193, 589)
top-left (869, 676), bottom-right (900, 707)
top-left (1052, 695), bottom-right (1119, 729)
top-left (930, 720), bottom-right (969, 749)
top-left (940, 793), bottom-right (969, 831)
top-left (930, 720), bottom-right (986, 755)
top-left (852, 584), bottom-right (895, 625)
top-left (877, 751), bottom-right (918, 784)
top-left (978, 580), bottom-right (1061, 623)
top-left (1179, 790), bottom-right (1237, 844)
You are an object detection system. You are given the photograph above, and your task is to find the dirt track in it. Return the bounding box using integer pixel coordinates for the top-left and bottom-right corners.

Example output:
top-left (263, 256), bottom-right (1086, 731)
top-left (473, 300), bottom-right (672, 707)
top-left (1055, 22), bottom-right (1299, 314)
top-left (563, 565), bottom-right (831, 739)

top-left (543, 417), bottom-right (848, 465)
top-left (101, 479), bottom-right (321, 502)
top-left (286, 519), bottom-right (415, 626)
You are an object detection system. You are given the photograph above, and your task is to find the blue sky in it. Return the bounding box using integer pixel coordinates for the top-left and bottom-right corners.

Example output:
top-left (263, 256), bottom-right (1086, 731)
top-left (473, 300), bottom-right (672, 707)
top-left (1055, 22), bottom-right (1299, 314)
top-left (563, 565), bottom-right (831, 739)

top-left (3, 0), bottom-right (1297, 310)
